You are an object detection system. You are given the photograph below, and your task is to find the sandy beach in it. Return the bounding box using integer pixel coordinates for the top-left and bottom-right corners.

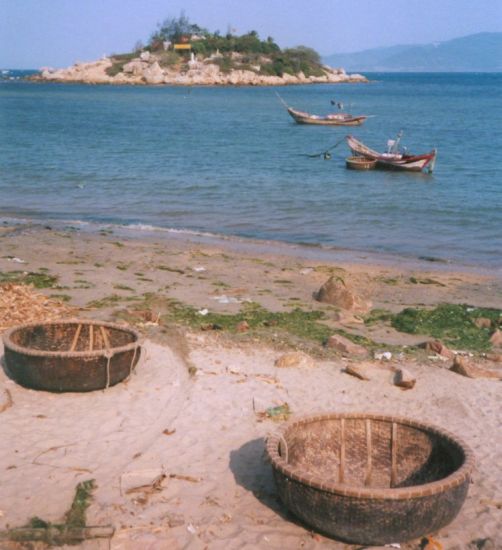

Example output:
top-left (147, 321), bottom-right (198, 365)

top-left (1, 223), bottom-right (501, 550)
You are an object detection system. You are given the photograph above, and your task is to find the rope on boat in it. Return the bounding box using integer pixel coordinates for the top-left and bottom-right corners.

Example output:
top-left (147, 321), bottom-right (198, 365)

top-left (105, 352), bottom-right (112, 389)
top-left (101, 331), bottom-right (139, 389)
top-left (275, 91), bottom-right (289, 109)
top-left (302, 136), bottom-right (346, 159)
top-left (100, 326), bottom-right (113, 389)
top-left (129, 344), bottom-right (139, 379)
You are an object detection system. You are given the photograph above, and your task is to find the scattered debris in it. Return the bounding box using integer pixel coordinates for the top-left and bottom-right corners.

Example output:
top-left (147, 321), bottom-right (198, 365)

top-left (427, 354), bottom-right (449, 363)
top-left (480, 498), bottom-right (502, 509)
top-left (468, 538), bottom-right (495, 550)
top-left (333, 310), bottom-right (364, 324)
top-left (197, 308), bottom-right (209, 316)
top-left (421, 536), bottom-right (443, 549)
top-left (32, 442), bottom-right (79, 467)
top-left (121, 470), bottom-right (166, 495)
top-left (344, 364), bottom-right (370, 381)
top-left (0, 389), bottom-right (13, 413)
top-left (474, 317), bottom-right (493, 329)
top-left (256, 403), bottom-right (291, 422)
top-left (7, 257), bottom-right (27, 264)
top-left (393, 367), bottom-right (416, 390)
top-left (211, 294), bottom-right (242, 304)
top-left (408, 277), bottom-right (445, 287)
top-left (235, 320), bottom-right (250, 333)
top-left (186, 523), bottom-right (197, 534)
top-left (253, 373), bottom-right (281, 386)
top-left (422, 340), bottom-right (454, 359)
top-left (374, 351), bottom-right (392, 361)
top-left (326, 334), bottom-right (368, 357)
top-left (201, 322), bottom-right (223, 331)
top-left (163, 428), bottom-right (176, 436)
top-left (450, 356), bottom-right (501, 380)
top-left (490, 328), bottom-right (502, 347)
top-left (162, 513), bottom-right (185, 528)
top-left (299, 267), bottom-right (314, 275)
top-left (169, 473), bottom-right (201, 483)
top-left (126, 308), bottom-right (161, 326)
top-left (275, 351), bottom-right (315, 369)
top-left (192, 266), bottom-right (206, 272)
top-left (0, 283), bottom-right (74, 331)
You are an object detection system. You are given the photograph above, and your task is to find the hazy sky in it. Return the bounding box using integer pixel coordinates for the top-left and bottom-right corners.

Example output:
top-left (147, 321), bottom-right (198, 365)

top-left (1, 0), bottom-right (501, 68)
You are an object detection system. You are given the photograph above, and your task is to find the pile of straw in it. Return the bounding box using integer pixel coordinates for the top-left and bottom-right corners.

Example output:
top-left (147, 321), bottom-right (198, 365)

top-left (0, 284), bottom-right (73, 332)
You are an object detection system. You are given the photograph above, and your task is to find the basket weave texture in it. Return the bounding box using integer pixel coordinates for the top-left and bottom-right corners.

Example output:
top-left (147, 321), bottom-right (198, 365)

top-left (346, 156), bottom-right (377, 170)
top-left (266, 412), bottom-right (474, 545)
top-left (3, 320), bottom-right (141, 392)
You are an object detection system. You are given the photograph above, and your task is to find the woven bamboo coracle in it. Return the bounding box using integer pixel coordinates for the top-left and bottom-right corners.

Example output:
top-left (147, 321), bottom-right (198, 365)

top-left (266, 412), bottom-right (474, 545)
top-left (3, 320), bottom-right (141, 392)
top-left (345, 156), bottom-right (377, 170)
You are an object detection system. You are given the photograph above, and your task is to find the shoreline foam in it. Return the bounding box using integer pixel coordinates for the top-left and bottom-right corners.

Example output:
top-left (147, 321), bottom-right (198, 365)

top-left (2, 216), bottom-right (502, 277)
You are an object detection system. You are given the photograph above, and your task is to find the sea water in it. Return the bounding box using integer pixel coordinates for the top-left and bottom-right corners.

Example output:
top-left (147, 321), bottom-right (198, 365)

top-left (1, 72), bottom-right (501, 267)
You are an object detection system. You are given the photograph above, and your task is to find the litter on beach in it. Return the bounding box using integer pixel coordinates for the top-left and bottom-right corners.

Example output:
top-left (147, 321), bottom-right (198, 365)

top-left (6, 257), bottom-right (27, 264)
top-left (256, 402), bottom-right (291, 422)
top-left (211, 295), bottom-right (242, 304)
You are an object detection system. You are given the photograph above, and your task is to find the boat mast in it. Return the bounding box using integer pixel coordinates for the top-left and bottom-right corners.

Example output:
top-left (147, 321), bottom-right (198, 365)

top-left (394, 130), bottom-right (403, 153)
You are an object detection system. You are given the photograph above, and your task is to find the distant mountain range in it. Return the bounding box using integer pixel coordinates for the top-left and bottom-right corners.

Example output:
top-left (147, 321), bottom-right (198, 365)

top-left (323, 32), bottom-right (502, 72)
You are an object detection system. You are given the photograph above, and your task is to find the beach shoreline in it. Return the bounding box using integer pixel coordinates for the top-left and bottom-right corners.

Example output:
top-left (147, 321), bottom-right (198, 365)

top-left (1, 222), bottom-right (501, 549)
top-left (3, 217), bottom-right (502, 277)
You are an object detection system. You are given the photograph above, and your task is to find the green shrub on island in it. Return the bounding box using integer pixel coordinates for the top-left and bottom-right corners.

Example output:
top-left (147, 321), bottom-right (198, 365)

top-left (106, 52), bottom-right (136, 77)
top-left (106, 13), bottom-right (328, 79)
top-left (156, 50), bottom-right (180, 69)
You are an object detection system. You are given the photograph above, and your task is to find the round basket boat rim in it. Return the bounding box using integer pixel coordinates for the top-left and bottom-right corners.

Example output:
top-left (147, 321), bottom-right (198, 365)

top-left (266, 412), bottom-right (474, 501)
top-left (2, 319), bottom-right (142, 359)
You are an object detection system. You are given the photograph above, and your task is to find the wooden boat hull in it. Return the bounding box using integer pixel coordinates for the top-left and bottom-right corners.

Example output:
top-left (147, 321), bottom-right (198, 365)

top-left (346, 135), bottom-right (437, 173)
top-left (375, 154), bottom-right (436, 172)
top-left (288, 108), bottom-right (367, 126)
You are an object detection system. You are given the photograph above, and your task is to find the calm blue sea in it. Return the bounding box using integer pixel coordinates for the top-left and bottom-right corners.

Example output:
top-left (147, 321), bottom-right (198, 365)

top-left (1, 71), bottom-right (501, 267)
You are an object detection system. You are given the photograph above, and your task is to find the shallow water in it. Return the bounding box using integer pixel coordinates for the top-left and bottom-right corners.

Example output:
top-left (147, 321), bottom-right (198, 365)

top-left (1, 72), bottom-right (501, 266)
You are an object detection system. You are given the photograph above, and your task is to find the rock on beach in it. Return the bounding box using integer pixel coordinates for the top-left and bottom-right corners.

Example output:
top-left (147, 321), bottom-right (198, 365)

top-left (274, 351), bottom-right (315, 369)
top-left (326, 334), bottom-right (368, 357)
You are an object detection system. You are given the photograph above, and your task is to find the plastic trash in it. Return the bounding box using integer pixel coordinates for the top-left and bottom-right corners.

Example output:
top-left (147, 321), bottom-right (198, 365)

top-left (374, 351), bottom-right (392, 361)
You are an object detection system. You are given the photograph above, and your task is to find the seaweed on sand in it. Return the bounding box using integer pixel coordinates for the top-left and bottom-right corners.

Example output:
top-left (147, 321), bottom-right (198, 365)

top-left (0, 479), bottom-right (114, 545)
top-left (392, 303), bottom-right (501, 351)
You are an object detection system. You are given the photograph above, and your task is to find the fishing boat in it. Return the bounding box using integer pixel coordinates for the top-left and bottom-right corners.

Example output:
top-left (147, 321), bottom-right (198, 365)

top-left (276, 92), bottom-right (368, 126)
top-left (287, 106), bottom-right (368, 126)
top-left (346, 133), bottom-right (437, 173)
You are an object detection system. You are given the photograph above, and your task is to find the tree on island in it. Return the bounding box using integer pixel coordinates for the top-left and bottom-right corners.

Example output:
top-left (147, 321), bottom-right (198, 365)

top-left (151, 11), bottom-right (206, 45)
top-left (109, 13), bottom-right (326, 78)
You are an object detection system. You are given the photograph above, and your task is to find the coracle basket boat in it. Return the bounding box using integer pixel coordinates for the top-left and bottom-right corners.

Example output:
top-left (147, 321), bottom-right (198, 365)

top-left (3, 320), bottom-right (142, 392)
top-left (345, 156), bottom-right (377, 170)
top-left (266, 413), bottom-right (474, 545)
